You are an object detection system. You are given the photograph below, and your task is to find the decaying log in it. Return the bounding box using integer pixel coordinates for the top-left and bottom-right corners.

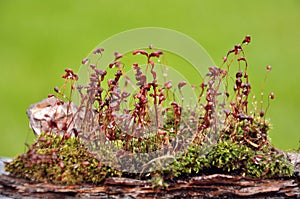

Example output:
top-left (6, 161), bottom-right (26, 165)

top-left (1, 171), bottom-right (299, 198)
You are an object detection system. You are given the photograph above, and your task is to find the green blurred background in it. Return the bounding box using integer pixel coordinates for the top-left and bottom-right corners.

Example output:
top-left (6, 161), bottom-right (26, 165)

top-left (0, 0), bottom-right (299, 157)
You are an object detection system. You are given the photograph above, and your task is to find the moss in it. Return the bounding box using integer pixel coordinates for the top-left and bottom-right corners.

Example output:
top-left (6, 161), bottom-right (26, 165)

top-left (5, 117), bottom-right (294, 186)
top-left (245, 146), bottom-right (294, 178)
top-left (161, 139), bottom-right (294, 180)
top-left (5, 37), bottom-right (296, 185)
top-left (5, 132), bottom-right (121, 185)
top-left (158, 117), bottom-right (294, 180)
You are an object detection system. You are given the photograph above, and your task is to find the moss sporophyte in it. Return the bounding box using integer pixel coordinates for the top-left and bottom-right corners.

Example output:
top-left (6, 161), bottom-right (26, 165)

top-left (5, 36), bottom-right (294, 185)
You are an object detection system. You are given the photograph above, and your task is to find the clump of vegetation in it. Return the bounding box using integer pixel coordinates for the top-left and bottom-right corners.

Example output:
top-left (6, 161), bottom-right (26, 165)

top-left (5, 36), bottom-right (294, 185)
top-left (162, 139), bottom-right (293, 181)
top-left (6, 132), bottom-right (121, 184)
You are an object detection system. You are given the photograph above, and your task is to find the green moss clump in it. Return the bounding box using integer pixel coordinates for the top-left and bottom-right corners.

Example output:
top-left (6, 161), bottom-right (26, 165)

top-left (161, 141), bottom-right (293, 180)
top-left (209, 141), bottom-right (293, 178)
top-left (5, 133), bottom-right (121, 184)
top-left (5, 118), bottom-right (294, 186)
top-left (160, 118), bottom-right (294, 180)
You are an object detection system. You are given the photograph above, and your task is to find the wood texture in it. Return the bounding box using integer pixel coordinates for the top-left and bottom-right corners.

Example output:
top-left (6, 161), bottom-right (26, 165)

top-left (0, 172), bottom-right (299, 198)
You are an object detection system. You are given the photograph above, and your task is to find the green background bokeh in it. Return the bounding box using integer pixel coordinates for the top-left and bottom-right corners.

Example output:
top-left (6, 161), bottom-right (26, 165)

top-left (0, 0), bottom-right (299, 157)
